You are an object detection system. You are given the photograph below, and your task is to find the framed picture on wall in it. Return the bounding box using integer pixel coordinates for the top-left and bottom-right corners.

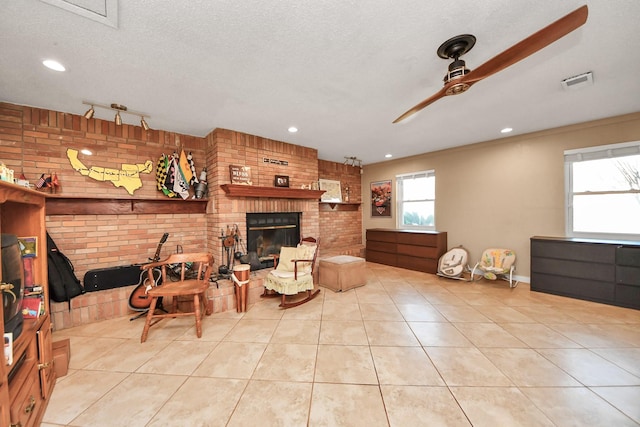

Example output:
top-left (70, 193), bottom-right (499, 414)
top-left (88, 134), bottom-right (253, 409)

top-left (319, 179), bottom-right (342, 203)
top-left (229, 165), bottom-right (252, 185)
top-left (274, 175), bottom-right (290, 187)
top-left (371, 180), bottom-right (392, 217)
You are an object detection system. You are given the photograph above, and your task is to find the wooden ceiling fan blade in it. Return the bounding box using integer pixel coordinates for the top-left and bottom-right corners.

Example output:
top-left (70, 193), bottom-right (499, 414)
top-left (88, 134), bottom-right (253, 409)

top-left (393, 87), bottom-right (448, 123)
top-left (463, 5), bottom-right (588, 85)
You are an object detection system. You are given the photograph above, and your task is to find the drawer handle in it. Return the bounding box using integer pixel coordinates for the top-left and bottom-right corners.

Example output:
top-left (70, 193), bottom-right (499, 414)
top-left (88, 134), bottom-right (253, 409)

top-left (24, 396), bottom-right (36, 414)
top-left (38, 362), bottom-right (51, 370)
top-left (10, 423), bottom-right (22, 427)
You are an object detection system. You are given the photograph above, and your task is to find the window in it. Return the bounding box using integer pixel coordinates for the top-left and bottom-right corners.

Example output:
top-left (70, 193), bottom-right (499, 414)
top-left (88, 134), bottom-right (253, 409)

top-left (396, 170), bottom-right (435, 229)
top-left (565, 141), bottom-right (640, 240)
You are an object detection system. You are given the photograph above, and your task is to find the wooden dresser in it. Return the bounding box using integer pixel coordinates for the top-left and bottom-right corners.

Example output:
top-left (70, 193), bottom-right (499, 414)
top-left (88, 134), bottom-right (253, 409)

top-left (0, 181), bottom-right (55, 426)
top-left (531, 236), bottom-right (640, 309)
top-left (366, 228), bottom-right (447, 274)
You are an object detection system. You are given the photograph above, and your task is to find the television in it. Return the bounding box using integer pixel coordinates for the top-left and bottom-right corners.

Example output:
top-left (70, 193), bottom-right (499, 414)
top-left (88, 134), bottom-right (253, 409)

top-left (1, 234), bottom-right (24, 340)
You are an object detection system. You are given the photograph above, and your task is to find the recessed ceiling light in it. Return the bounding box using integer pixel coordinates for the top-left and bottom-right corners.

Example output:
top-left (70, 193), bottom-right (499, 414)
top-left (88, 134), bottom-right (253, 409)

top-left (288, 126), bottom-right (298, 133)
top-left (385, 154), bottom-right (393, 158)
top-left (501, 127), bottom-right (513, 134)
top-left (42, 59), bottom-right (66, 72)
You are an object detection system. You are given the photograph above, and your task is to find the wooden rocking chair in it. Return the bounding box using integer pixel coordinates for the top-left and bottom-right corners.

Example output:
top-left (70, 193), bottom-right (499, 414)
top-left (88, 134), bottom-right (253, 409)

top-left (262, 237), bottom-right (321, 308)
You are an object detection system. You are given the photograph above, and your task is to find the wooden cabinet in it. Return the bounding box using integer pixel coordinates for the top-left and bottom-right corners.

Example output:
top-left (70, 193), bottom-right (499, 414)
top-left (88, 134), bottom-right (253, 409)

top-left (366, 228), bottom-right (447, 274)
top-left (0, 181), bottom-right (55, 427)
top-left (531, 236), bottom-right (640, 309)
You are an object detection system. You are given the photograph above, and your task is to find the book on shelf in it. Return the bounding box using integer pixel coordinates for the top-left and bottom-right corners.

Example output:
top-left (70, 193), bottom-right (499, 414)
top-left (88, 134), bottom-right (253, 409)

top-left (21, 297), bottom-right (42, 319)
top-left (23, 256), bottom-right (35, 287)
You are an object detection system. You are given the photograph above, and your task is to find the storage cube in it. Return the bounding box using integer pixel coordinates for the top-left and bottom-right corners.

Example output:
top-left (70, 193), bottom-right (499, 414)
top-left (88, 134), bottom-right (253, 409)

top-left (319, 256), bottom-right (366, 292)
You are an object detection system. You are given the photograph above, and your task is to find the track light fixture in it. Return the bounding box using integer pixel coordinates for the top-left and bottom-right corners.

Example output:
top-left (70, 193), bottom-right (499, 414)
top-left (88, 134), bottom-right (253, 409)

top-left (81, 100), bottom-right (151, 130)
top-left (343, 156), bottom-right (362, 168)
top-left (83, 105), bottom-right (95, 119)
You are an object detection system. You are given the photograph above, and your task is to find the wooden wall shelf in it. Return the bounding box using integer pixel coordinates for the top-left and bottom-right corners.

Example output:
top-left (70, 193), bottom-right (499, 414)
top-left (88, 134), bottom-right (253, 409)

top-left (45, 196), bottom-right (208, 215)
top-left (319, 202), bottom-right (361, 211)
top-left (220, 184), bottom-right (325, 199)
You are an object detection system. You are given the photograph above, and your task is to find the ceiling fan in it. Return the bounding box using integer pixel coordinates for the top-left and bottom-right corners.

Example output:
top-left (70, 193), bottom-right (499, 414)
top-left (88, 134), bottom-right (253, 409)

top-left (393, 5), bottom-right (588, 124)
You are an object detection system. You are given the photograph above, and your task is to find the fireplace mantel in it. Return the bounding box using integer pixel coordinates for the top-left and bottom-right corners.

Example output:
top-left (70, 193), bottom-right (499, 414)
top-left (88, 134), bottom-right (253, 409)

top-left (220, 184), bottom-right (325, 200)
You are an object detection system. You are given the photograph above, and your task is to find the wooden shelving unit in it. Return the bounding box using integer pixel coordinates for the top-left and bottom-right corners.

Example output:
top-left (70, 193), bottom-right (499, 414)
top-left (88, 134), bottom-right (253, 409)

top-left (45, 196), bottom-right (208, 215)
top-left (0, 180), bottom-right (55, 427)
top-left (220, 184), bottom-right (325, 199)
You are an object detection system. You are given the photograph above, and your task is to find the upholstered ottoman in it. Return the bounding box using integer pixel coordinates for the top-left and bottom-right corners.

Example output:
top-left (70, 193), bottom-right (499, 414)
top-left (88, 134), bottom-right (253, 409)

top-left (319, 255), bottom-right (366, 292)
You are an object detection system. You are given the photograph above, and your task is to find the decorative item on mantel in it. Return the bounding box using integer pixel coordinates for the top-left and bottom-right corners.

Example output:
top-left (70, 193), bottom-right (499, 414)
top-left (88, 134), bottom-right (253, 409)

top-left (0, 162), bottom-right (15, 183)
top-left (319, 179), bottom-right (342, 203)
top-left (194, 167), bottom-right (208, 199)
top-left (229, 165), bottom-right (252, 185)
top-left (274, 175), bottom-right (289, 188)
top-left (35, 172), bottom-right (61, 193)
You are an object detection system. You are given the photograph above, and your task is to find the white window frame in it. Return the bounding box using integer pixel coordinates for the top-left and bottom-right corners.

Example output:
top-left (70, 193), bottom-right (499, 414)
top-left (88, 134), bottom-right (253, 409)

top-left (396, 170), bottom-right (435, 230)
top-left (565, 140), bottom-right (640, 241)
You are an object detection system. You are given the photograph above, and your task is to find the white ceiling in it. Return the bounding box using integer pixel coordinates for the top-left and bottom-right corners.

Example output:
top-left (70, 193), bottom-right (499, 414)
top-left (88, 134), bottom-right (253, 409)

top-left (1, 0), bottom-right (639, 165)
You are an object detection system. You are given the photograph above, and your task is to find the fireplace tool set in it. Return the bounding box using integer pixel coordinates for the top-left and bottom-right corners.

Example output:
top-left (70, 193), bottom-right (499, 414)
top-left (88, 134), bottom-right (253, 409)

top-left (218, 225), bottom-right (247, 278)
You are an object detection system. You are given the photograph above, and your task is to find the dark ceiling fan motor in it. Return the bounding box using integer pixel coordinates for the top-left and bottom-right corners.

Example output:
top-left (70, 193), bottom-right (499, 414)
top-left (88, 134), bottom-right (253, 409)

top-left (437, 34), bottom-right (476, 95)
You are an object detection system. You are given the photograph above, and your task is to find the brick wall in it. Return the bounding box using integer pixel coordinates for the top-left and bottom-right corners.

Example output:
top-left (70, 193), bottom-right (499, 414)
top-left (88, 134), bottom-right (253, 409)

top-left (207, 128), bottom-right (322, 265)
top-left (1, 102), bottom-right (363, 330)
top-left (317, 160), bottom-right (364, 257)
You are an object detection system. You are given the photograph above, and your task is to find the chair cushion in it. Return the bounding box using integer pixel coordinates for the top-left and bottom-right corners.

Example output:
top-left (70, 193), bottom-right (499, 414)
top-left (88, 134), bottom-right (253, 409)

top-left (296, 243), bottom-right (316, 273)
top-left (275, 244), bottom-right (317, 274)
top-left (276, 246), bottom-right (298, 272)
top-left (479, 248), bottom-right (516, 273)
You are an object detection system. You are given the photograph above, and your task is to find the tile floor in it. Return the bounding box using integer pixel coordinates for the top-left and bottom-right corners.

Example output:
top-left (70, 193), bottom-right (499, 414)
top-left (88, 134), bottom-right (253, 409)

top-left (42, 263), bottom-right (640, 426)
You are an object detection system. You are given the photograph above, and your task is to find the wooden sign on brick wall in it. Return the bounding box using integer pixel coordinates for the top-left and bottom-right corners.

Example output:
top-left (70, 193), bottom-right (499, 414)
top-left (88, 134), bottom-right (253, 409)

top-left (229, 165), bottom-right (252, 185)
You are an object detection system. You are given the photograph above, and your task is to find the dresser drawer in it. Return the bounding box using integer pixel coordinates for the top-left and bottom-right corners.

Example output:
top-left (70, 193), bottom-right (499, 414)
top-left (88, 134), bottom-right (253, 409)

top-left (616, 266), bottom-right (640, 286)
top-left (396, 244), bottom-right (441, 259)
top-left (531, 272), bottom-right (616, 302)
top-left (366, 249), bottom-right (396, 266)
top-left (531, 239), bottom-right (616, 263)
top-left (531, 257), bottom-right (615, 282)
top-left (10, 366), bottom-right (41, 427)
top-left (366, 230), bottom-right (397, 243)
top-left (366, 240), bottom-right (396, 253)
top-left (616, 246), bottom-right (640, 267)
top-left (396, 232), bottom-right (439, 246)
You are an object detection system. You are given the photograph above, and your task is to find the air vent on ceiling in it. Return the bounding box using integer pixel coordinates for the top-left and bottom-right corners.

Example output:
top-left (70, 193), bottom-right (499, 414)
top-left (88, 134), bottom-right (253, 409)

top-left (561, 71), bottom-right (593, 91)
top-left (39, 0), bottom-right (118, 28)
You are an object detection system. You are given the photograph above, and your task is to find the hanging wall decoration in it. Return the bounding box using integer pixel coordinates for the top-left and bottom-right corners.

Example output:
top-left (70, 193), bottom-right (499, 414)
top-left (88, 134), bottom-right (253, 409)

top-left (66, 148), bottom-right (152, 195)
top-left (371, 180), bottom-right (392, 217)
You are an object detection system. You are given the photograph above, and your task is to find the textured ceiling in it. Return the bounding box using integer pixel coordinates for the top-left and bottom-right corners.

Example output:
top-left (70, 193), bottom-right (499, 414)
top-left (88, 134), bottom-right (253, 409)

top-left (1, 1), bottom-right (639, 165)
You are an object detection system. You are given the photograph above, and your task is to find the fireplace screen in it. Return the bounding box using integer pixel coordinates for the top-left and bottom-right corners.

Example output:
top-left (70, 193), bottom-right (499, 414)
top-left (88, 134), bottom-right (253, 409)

top-left (246, 212), bottom-right (301, 269)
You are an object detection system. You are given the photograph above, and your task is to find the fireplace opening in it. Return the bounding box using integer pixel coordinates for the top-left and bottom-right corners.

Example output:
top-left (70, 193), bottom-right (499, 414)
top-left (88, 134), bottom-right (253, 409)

top-left (245, 212), bottom-right (301, 270)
